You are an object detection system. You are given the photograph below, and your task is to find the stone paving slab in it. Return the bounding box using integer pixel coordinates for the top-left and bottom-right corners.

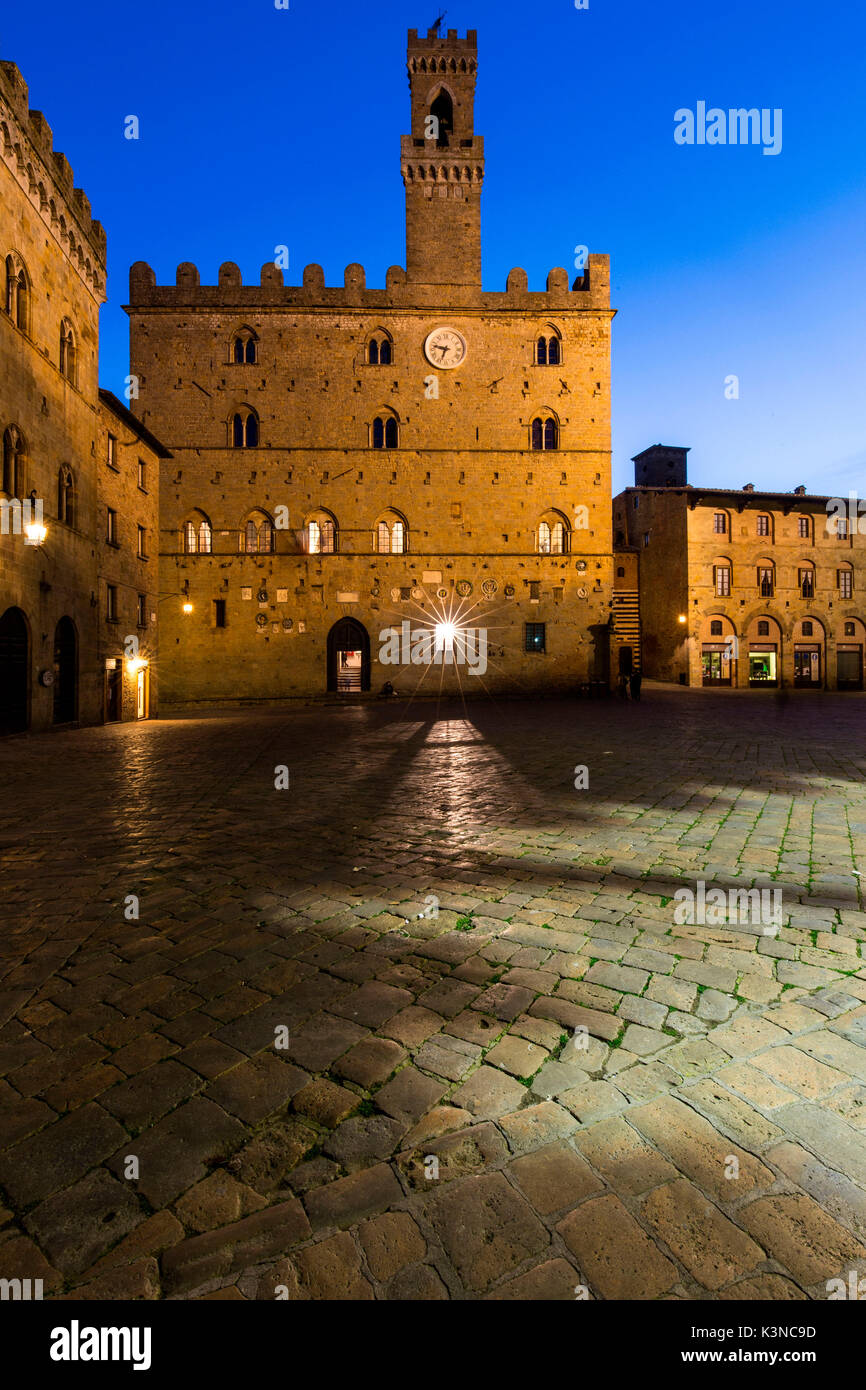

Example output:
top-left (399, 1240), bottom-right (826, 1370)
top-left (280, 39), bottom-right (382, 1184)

top-left (1, 691), bottom-right (865, 1299)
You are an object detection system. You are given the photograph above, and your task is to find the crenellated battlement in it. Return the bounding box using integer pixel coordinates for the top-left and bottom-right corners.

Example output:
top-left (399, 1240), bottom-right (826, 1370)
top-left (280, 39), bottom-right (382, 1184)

top-left (407, 28), bottom-right (477, 48)
top-left (126, 255), bottom-right (611, 311)
top-left (0, 53), bottom-right (107, 297)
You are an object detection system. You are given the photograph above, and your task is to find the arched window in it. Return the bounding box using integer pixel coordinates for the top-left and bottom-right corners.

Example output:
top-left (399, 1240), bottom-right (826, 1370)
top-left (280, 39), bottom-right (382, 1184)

top-left (530, 416), bottom-right (558, 450)
top-left (5, 254), bottom-right (29, 331)
top-left (59, 319), bottom-right (77, 383)
top-left (616, 565), bottom-right (625, 578)
top-left (57, 466), bottom-right (74, 526)
top-left (757, 565), bottom-right (774, 598)
top-left (799, 564), bottom-right (815, 598)
top-left (232, 330), bottom-right (257, 364)
top-left (374, 512), bottom-right (407, 554)
top-left (307, 513), bottom-right (337, 554)
top-left (230, 410), bottom-right (259, 448)
top-left (368, 335), bottom-right (392, 365)
top-left (537, 512), bottom-right (569, 555)
top-left (838, 564), bottom-right (853, 599)
top-left (182, 514), bottom-right (212, 554)
top-left (371, 415), bottom-right (398, 448)
top-left (536, 334), bottom-right (561, 365)
top-left (239, 511), bottom-right (274, 554)
top-left (430, 88), bottom-right (453, 146)
top-left (2, 426), bottom-right (25, 495)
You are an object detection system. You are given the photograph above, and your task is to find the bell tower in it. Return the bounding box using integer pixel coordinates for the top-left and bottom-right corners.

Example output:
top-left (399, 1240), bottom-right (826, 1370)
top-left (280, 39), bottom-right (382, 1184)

top-left (401, 28), bottom-right (483, 287)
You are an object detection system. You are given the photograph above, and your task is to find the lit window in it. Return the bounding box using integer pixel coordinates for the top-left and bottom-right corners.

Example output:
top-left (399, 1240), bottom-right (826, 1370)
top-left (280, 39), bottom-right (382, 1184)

top-left (375, 516), bottom-right (405, 553)
top-left (241, 514), bottom-right (273, 553)
top-left (525, 622), bottom-right (546, 653)
top-left (137, 593), bottom-right (147, 627)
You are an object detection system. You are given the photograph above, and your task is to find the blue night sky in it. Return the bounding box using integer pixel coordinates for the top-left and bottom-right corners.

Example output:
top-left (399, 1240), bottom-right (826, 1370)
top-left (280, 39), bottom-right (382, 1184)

top-left (4, 0), bottom-right (864, 496)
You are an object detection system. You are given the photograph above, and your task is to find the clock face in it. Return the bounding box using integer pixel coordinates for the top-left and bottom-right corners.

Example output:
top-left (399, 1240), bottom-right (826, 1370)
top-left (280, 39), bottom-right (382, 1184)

top-left (424, 327), bottom-right (467, 369)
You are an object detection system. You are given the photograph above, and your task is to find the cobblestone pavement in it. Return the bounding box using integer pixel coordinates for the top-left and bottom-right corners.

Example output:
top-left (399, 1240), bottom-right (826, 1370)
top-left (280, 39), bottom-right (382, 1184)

top-left (1, 687), bottom-right (866, 1300)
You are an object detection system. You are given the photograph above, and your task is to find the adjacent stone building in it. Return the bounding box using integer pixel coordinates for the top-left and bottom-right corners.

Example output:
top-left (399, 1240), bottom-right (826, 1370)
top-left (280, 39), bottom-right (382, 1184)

top-left (0, 51), bottom-right (166, 733)
top-left (614, 445), bottom-right (866, 689)
top-left (0, 55), bottom-right (107, 732)
top-left (126, 27), bottom-right (616, 705)
top-left (97, 390), bottom-right (169, 722)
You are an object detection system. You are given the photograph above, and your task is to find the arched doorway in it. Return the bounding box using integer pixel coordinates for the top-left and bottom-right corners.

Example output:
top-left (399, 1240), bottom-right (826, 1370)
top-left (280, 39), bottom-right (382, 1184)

top-left (53, 616), bottom-right (78, 724)
top-left (744, 613), bottom-right (782, 688)
top-left (327, 617), bottom-right (370, 693)
top-left (0, 606), bottom-right (29, 734)
top-left (792, 616), bottom-right (825, 689)
top-left (700, 613), bottom-right (737, 686)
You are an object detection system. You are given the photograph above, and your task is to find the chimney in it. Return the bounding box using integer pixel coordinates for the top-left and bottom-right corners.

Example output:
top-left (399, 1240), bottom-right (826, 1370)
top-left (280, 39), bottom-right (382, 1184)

top-left (743, 483), bottom-right (755, 492)
top-left (794, 484), bottom-right (806, 495)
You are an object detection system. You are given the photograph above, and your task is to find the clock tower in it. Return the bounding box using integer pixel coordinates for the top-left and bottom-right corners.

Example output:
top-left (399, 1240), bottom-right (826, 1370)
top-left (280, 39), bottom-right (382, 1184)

top-left (401, 27), bottom-right (483, 287)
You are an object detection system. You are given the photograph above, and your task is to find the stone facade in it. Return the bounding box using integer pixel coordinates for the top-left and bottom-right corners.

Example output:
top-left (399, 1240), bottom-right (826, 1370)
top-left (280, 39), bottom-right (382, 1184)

top-left (0, 52), bottom-right (167, 732)
top-left (614, 445), bottom-right (866, 690)
top-left (126, 28), bottom-right (615, 706)
top-left (0, 55), bottom-right (105, 732)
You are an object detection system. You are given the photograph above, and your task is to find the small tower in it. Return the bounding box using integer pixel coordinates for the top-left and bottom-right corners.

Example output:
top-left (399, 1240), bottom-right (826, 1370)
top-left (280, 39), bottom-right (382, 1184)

top-left (401, 28), bottom-right (483, 286)
top-left (632, 444), bottom-right (690, 488)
